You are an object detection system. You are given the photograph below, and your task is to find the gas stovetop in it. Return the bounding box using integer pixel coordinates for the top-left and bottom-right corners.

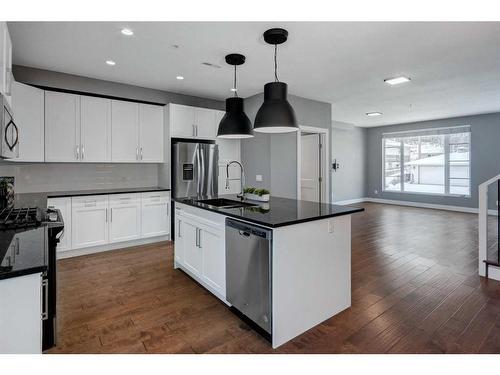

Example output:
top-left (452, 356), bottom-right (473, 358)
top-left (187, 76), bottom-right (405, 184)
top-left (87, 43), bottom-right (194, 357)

top-left (0, 207), bottom-right (42, 230)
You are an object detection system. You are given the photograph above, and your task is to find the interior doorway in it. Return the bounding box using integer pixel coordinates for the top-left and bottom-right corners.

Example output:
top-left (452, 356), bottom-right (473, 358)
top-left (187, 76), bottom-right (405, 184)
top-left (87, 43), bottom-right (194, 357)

top-left (297, 126), bottom-right (329, 203)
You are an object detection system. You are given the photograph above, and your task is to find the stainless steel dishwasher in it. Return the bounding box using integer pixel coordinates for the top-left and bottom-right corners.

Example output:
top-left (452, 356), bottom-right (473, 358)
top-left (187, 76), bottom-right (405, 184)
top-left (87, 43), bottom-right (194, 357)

top-left (226, 218), bottom-right (272, 334)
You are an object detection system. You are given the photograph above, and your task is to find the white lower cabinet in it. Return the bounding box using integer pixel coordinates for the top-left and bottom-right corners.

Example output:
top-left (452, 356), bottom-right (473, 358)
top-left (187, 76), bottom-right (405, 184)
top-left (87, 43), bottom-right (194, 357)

top-left (71, 195), bottom-right (109, 249)
top-left (141, 192), bottom-right (170, 238)
top-left (109, 194), bottom-right (141, 243)
top-left (199, 224), bottom-right (225, 294)
top-left (50, 191), bottom-right (170, 256)
top-left (47, 197), bottom-right (72, 252)
top-left (0, 273), bottom-right (42, 354)
top-left (174, 207), bottom-right (225, 299)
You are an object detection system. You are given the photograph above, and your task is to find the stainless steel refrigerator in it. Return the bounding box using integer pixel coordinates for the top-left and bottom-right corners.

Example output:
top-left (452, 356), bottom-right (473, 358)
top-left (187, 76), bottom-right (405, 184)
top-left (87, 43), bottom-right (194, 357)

top-left (172, 141), bottom-right (218, 199)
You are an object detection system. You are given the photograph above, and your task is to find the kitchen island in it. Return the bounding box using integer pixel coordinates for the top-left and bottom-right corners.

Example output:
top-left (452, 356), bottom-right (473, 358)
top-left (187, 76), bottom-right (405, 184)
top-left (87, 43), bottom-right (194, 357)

top-left (173, 195), bottom-right (364, 348)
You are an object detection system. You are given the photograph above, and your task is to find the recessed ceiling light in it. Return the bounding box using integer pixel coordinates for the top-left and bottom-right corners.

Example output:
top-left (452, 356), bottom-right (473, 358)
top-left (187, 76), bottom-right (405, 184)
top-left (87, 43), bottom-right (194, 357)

top-left (121, 28), bottom-right (134, 36)
top-left (384, 76), bottom-right (411, 85)
top-left (106, 60), bottom-right (116, 66)
top-left (366, 112), bottom-right (382, 117)
top-left (176, 76), bottom-right (184, 80)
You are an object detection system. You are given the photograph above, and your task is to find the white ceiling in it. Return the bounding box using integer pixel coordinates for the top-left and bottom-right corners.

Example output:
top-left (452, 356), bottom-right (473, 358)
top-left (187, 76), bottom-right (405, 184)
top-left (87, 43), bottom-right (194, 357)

top-left (8, 21), bottom-right (500, 127)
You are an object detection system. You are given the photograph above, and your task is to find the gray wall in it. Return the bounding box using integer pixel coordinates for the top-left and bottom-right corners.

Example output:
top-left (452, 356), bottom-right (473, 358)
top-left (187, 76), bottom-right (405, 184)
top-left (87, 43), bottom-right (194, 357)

top-left (366, 112), bottom-right (500, 209)
top-left (6, 65), bottom-right (224, 193)
top-left (241, 93), bottom-right (332, 199)
top-left (331, 122), bottom-right (367, 202)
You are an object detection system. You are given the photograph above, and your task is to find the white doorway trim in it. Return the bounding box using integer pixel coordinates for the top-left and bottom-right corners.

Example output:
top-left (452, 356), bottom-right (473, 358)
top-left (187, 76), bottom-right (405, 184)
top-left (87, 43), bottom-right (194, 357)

top-left (296, 125), bottom-right (330, 203)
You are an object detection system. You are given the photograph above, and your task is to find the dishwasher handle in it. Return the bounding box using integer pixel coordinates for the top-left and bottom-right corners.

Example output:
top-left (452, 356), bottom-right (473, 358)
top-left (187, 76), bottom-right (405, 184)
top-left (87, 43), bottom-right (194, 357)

top-left (226, 218), bottom-right (272, 240)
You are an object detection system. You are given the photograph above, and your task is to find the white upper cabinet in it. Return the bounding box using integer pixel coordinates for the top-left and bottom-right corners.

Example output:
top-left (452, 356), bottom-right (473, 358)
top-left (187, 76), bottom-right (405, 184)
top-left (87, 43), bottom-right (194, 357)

top-left (168, 104), bottom-right (217, 140)
top-left (194, 107), bottom-right (217, 139)
top-left (80, 96), bottom-right (111, 162)
top-left (139, 103), bottom-right (164, 162)
top-left (45, 91), bottom-right (80, 162)
top-left (111, 100), bottom-right (139, 162)
top-left (11, 81), bottom-right (44, 162)
top-left (0, 22), bottom-right (13, 106)
top-left (169, 104), bottom-right (195, 138)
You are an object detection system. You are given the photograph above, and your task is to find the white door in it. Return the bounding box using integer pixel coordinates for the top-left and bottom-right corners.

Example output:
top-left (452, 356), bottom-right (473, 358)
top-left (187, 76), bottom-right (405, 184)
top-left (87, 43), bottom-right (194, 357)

top-left (139, 104), bottom-right (164, 162)
top-left (195, 107), bottom-right (216, 139)
top-left (300, 133), bottom-right (325, 203)
top-left (182, 218), bottom-right (202, 276)
top-left (47, 197), bottom-right (72, 253)
top-left (170, 104), bottom-right (195, 138)
top-left (109, 194), bottom-right (141, 243)
top-left (80, 96), bottom-right (111, 162)
top-left (11, 81), bottom-right (44, 162)
top-left (141, 192), bottom-right (169, 238)
top-left (71, 195), bottom-right (109, 249)
top-left (200, 225), bottom-right (225, 297)
top-left (45, 91), bottom-right (80, 162)
top-left (174, 211), bottom-right (185, 265)
top-left (111, 100), bottom-right (139, 162)
top-left (0, 273), bottom-right (42, 354)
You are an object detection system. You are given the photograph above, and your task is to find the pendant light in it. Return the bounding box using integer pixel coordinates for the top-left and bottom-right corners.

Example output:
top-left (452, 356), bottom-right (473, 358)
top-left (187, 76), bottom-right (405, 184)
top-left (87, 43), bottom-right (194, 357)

top-left (254, 28), bottom-right (298, 134)
top-left (217, 53), bottom-right (254, 139)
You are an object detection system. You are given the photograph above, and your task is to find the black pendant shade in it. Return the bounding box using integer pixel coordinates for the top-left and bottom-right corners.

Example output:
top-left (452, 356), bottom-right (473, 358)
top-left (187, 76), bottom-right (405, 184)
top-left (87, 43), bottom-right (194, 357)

top-left (217, 97), bottom-right (253, 139)
top-left (254, 28), bottom-right (298, 134)
top-left (217, 53), bottom-right (254, 139)
top-left (254, 82), bottom-right (298, 133)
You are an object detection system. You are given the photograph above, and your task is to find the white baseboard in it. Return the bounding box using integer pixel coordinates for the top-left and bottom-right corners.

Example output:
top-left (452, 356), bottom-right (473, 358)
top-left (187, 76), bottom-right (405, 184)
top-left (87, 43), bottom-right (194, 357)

top-left (334, 196), bottom-right (498, 215)
top-left (57, 235), bottom-right (170, 259)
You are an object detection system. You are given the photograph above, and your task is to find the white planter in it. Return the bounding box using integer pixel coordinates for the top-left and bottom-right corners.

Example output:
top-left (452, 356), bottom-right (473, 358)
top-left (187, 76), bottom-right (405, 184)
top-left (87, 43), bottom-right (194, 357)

top-left (244, 193), bottom-right (270, 202)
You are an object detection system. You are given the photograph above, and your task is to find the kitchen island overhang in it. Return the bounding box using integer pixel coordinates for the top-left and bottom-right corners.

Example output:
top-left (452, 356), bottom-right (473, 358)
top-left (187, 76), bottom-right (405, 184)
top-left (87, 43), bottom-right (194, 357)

top-left (173, 195), bottom-right (364, 348)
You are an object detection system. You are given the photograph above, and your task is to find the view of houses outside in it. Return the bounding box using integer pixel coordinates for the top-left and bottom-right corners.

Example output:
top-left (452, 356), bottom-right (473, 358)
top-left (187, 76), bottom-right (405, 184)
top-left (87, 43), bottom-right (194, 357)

top-left (384, 132), bottom-right (470, 196)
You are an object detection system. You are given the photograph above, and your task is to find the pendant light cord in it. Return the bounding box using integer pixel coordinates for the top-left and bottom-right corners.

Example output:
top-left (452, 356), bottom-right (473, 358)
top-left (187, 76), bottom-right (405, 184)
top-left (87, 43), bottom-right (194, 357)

top-left (233, 65), bottom-right (238, 97)
top-left (274, 44), bottom-right (279, 82)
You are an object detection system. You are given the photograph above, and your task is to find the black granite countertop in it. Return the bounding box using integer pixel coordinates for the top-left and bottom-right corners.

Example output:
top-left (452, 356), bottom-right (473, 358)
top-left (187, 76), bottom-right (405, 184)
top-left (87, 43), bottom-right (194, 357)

top-left (174, 194), bottom-right (364, 228)
top-left (0, 226), bottom-right (48, 280)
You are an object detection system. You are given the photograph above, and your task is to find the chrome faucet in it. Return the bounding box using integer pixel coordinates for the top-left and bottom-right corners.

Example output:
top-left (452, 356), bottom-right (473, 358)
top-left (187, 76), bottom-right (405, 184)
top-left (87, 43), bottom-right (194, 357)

top-left (226, 160), bottom-right (245, 198)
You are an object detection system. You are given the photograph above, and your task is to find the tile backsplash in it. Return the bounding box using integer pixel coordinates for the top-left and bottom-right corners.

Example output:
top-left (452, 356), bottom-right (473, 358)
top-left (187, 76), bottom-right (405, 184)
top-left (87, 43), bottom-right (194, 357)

top-left (0, 163), bottom-right (159, 193)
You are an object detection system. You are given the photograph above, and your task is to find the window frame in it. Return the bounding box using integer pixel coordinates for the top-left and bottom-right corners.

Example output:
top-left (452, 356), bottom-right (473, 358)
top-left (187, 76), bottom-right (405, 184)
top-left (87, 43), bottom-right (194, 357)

top-left (381, 127), bottom-right (471, 198)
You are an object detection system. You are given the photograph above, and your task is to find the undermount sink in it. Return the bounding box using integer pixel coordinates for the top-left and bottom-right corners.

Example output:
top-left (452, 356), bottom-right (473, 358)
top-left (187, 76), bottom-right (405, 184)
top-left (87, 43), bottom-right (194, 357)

top-left (195, 198), bottom-right (258, 209)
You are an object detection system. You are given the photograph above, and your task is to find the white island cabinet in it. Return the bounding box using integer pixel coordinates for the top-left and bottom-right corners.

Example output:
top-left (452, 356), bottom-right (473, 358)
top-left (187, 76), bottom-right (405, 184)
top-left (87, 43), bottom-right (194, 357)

top-left (174, 204), bottom-right (226, 300)
top-left (173, 198), bottom-right (362, 349)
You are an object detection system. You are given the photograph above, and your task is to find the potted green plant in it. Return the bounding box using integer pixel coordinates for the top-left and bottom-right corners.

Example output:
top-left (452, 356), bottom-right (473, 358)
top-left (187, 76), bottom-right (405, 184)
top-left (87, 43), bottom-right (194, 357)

top-left (243, 187), bottom-right (270, 202)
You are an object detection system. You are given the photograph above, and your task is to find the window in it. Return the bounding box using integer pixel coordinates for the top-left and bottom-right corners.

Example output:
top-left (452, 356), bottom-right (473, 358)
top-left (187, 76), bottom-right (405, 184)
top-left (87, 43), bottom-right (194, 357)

top-left (382, 126), bottom-right (471, 196)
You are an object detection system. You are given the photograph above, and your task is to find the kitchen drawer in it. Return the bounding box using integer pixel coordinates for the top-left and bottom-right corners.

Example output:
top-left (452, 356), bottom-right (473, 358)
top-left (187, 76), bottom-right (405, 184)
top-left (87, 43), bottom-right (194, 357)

top-left (109, 193), bottom-right (141, 205)
top-left (141, 191), bottom-right (170, 203)
top-left (71, 195), bottom-right (108, 209)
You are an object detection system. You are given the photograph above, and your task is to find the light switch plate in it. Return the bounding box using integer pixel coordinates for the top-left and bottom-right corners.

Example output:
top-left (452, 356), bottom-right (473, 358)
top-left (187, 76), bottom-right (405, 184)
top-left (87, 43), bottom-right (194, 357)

top-left (256, 175), bottom-right (263, 182)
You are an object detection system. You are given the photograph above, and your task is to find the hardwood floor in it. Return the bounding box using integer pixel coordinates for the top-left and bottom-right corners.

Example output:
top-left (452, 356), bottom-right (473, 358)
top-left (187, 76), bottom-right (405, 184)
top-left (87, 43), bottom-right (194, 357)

top-left (47, 202), bottom-right (500, 354)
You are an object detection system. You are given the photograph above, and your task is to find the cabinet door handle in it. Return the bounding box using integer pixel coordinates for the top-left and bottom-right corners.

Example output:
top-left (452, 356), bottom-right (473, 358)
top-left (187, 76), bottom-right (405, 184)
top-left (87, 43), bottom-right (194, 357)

top-left (192, 124), bottom-right (196, 137)
top-left (41, 279), bottom-right (49, 321)
top-left (110, 208), bottom-right (113, 222)
top-left (75, 145), bottom-right (80, 160)
top-left (81, 145), bottom-right (85, 160)
top-left (136, 147), bottom-right (139, 160)
top-left (105, 208), bottom-right (108, 222)
top-left (140, 147), bottom-right (143, 160)
top-left (195, 125), bottom-right (198, 137)
top-left (177, 219), bottom-right (182, 238)
top-left (195, 228), bottom-right (199, 247)
top-left (198, 228), bottom-right (202, 248)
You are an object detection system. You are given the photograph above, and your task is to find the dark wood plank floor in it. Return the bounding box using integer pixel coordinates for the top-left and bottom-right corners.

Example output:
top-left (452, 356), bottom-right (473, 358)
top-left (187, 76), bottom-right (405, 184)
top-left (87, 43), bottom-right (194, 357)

top-left (47, 202), bottom-right (500, 354)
